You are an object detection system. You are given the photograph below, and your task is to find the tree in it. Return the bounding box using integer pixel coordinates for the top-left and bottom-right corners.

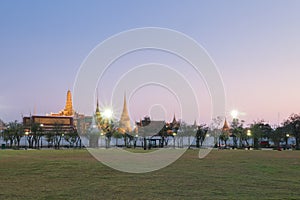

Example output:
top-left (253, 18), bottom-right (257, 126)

top-left (250, 121), bottom-right (272, 149)
top-left (52, 123), bottom-right (64, 149)
top-left (283, 114), bottom-right (300, 150)
top-left (231, 119), bottom-right (244, 148)
top-left (209, 116), bottom-right (223, 147)
top-left (102, 120), bottom-right (115, 148)
top-left (123, 132), bottom-right (134, 148)
top-left (64, 128), bottom-right (81, 148)
top-left (179, 121), bottom-right (196, 148)
top-left (30, 122), bottom-right (43, 149)
top-left (45, 130), bottom-right (54, 148)
top-left (196, 124), bottom-right (208, 148)
top-left (219, 133), bottom-right (229, 147)
top-left (3, 121), bottom-right (23, 148)
top-left (269, 127), bottom-right (285, 150)
top-left (3, 126), bottom-right (14, 148)
top-left (113, 131), bottom-right (123, 147)
top-left (157, 124), bottom-right (173, 148)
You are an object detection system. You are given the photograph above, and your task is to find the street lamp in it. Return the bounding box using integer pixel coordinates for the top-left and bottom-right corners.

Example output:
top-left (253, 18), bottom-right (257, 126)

top-left (173, 132), bottom-right (177, 148)
top-left (247, 129), bottom-right (252, 137)
top-left (25, 131), bottom-right (29, 150)
top-left (40, 124), bottom-right (44, 149)
top-left (102, 108), bottom-right (113, 120)
top-left (285, 133), bottom-right (290, 149)
top-left (134, 134), bottom-right (138, 149)
top-left (230, 110), bottom-right (239, 119)
top-left (247, 129), bottom-right (252, 149)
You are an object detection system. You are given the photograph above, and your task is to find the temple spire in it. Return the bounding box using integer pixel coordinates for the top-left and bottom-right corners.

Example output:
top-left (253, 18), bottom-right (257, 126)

top-left (63, 90), bottom-right (73, 116)
top-left (172, 113), bottom-right (177, 124)
top-left (96, 90), bottom-right (100, 113)
top-left (119, 93), bottom-right (131, 133)
top-left (222, 118), bottom-right (230, 132)
top-left (95, 89), bottom-right (102, 123)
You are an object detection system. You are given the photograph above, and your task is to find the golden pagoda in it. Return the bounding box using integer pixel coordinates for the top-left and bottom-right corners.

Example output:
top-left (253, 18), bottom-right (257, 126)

top-left (51, 90), bottom-right (74, 116)
top-left (222, 118), bottom-right (230, 135)
top-left (118, 93), bottom-right (132, 133)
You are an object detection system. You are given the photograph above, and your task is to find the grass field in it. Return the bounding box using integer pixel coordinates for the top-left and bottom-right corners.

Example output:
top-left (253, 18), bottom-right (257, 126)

top-left (0, 149), bottom-right (300, 200)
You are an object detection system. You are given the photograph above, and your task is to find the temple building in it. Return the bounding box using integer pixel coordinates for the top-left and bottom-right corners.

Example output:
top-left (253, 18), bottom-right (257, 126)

top-left (170, 114), bottom-right (180, 129)
top-left (23, 115), bottom-right (75, 133)
top-left (118, 94), bottom-right (132, 133)
top-left (23, 90), bottom-right (75, 133)
top-left (51, 90), bottom-right (74, 116)
top-left (95, 96), bottom-right (102, 124)
top-left (222, 118), bottom-right (230, 136)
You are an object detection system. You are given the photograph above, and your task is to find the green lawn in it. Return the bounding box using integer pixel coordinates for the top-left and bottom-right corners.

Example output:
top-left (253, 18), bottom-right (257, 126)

top-left (0, 149), bottom-right (300, 200)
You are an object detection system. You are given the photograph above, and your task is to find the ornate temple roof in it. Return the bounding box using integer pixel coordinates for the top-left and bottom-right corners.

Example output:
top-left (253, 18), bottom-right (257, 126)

top-left (119, 93), bottom-right (132, 133)
top-left (222, 118), bottom-right (230, 131)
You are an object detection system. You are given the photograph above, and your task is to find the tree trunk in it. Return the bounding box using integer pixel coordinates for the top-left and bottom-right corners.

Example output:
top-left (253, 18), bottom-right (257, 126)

top-left (296, 137), bottom-right (300, 150)
top-left (196, 136), bottom-right (200, 148)
top-left (17, 139), bottom-right (20, 148)
top-left (9, 139), bottom-right (13, 148)
top-left (239, 137), bottom-right (242, 148)
top-left (254, 138), bottom-right (259, 149)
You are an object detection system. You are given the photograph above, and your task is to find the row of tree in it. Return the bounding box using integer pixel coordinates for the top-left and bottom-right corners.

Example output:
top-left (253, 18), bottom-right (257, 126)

top-left (1, 113), bottom-right (300, 150)
top-left (216, 113), bottom-right (300, 150)
top-left (1, 121), bottom-right (81, 149)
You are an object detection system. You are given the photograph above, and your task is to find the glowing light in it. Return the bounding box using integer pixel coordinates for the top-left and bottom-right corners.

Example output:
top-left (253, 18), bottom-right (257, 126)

top-left (247, 130), bottom-right (251, 136)
top-left (103, 108), bottom-right (113, 119)
top-left (230, 110), bottom-right (239, 119)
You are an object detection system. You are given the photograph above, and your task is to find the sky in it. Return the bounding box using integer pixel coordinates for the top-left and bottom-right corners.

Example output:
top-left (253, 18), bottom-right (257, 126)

top-left (1, 0), bottom-right (300, 126)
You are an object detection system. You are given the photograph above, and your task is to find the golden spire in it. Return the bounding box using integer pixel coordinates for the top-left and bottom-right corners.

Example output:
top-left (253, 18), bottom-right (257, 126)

top-left (119, 93), bottom-right (131, 133)
top-left (63, 90), bottom-right (73, 116)
top-left (222, 118), bottom-right (230, 132)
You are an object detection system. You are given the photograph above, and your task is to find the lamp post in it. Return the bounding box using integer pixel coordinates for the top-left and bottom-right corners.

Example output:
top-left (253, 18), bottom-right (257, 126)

top-left (61, 133), bottom-right (64, 148)
top-left (25, 131), bottom-right (29, 150)
top-left (40, 124), bottom-right (44, 149)
top-left (134, 134), bottom-right (137, 149)
top-left (231, 110), bottom-right (239, 148)
top-left (285, 133), bottom-right (290, 150)
top-left (102, 108), bottom-right (113, 149)
top-left (173, 132), bottom-right (177, 148)
top-left (247, 129), bottom-right (252, 149)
